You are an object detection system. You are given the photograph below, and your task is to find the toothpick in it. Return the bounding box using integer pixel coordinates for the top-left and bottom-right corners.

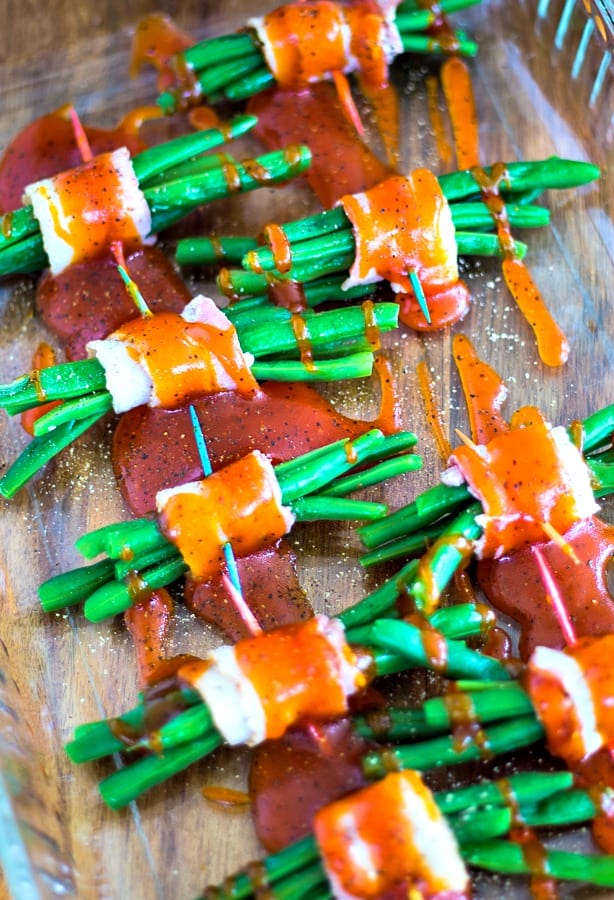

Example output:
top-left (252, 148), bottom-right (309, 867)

top-left (454, 427), bottom-right (482, 454)
top-left (332, 70), bottom-right (365, 136)
top-left (221, 573), bottom-right (262, 637)
top-left (188, 405), bottom-right (245, 602)
top-left (111, 243), bottom-right (153, 318)
top-left (409, 269), bottom-right (431, 324)
top-left (68, 105), bottom-right (93, 163)
top-left (531, 544), bottom-right (577, 648)
top-left (539, 520), bottom-right (580, 564)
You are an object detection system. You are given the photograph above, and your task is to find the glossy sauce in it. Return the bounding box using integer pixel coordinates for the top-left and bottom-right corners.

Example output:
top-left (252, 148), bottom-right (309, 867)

top-left (444, 687), bottom-right (493, 758)
top-left (129, 13), bottom-right (195, 92)
top-left (158, 451), bottom-right (292, 582)
top-left (37, 246), bottom-right (191, 360)
top-left (249, 82), bottom-right (391, 208)
top-left (232, 616), bottom-right (363, 740)
top-left (481, 514), bottom-right (613, 662)
top-left (526, 634), bottom-right (614, 856)
top-left (340, 170), bottom-right (460, 294)
top-left (249, 718), bottom-right (371, 852)
top-left (262, 222), bottom-right (292, 274)
top-left (109, 308), bottom-right (258, 406)
top-left (426, 74), bottom-right (454, 169)
top-left (452, 333), bottom-right (508, 444)
top-left (488, 779), bottom-right (555, 898)
top-left (28, 150), bottom-right (146, 269)
top-left (124, 588), bottom-right (174, 688)
top-left (471, 164), bottom-right (569, 367)
top-left (398, 280), bottom-right (472, 331)
top-left (416, 358), bottom-right (453, 462)
top-left (313, 769), bottom-right (470, 898)
top-left (449, 405), bottom-right (593, 558)
top-left (20, 343), bottom-right (63, 435)
top-left (257, 2), bottom-right (350, 89)
top-left (0, 106), bottom-right (148, 213)
top-left (417, 533), bottom-right (474, 615)
top-left (112, 378), bottom-right (395, 516)
top-left (440, 56), bottom-right (480, 169)
top-left (185, 542), bottom-right (313, 641)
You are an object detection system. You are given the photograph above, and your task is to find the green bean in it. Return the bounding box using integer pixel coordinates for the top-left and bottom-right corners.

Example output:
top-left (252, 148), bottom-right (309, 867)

top-left (99, 731), bottom-right (223, 809)
top-left (0, 412), bottom-right (106, 499)
top-left (361, 716), bottom-right (545, 779)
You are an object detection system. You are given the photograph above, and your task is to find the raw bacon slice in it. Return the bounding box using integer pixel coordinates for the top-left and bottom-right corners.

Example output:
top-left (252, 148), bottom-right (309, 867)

top-left (444, 406), bottom-right (598, 558)
top-left (23, 147), bottom-right (152, 274)
top-left (87, 295), bottom-right (257, 413)
top-left (314, 769), bottom-right (470, 899)
top-left (156, 450), bottom-right (295, 582)
top-left (179, 615), bottom-right (364, 745)
top-left (248, 0), bottom-right (402, 91)
top-left (338, 169), bottom-right (462, 297)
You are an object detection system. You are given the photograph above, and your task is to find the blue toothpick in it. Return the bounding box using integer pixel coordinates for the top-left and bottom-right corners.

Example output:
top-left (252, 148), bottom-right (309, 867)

top-left (409, 269), bottom-right (431, 324)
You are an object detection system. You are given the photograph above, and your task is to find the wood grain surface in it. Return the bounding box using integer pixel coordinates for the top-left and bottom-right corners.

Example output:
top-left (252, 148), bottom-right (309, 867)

top-left (0, 1), bottom-right (612, 898)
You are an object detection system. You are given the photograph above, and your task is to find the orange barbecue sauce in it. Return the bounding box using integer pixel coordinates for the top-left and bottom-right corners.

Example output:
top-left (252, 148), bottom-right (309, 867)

top-left (471, 163), bottom-right (569, 367)
top-left (449, 406), bottom-right (590, 558)
top-left (258, 2), bottom-right (350, 89)
top-left (440, 56), bottom-right (479, 170)
top-left (20, 343), bottom-right (63, 436)
top-left (257, 0), bottom-right (401, 165)
top-left (452, 333), bottom-right (508, 445)
top-left (34, 151), bottom-right (146, 267)
top-left (158, 451), bottom-right (291, 582)
top-left (233, 616), bottom-right (365, 740)
top-left (124, 587), bottom-right (174, 688)
top-left (339, 169), bottom-right (471, 329)
top-left (108, 308), bottom-right (258, 406)
top-left (130, 13), bottom-right (195, 92)
top-left (314, 770), bottom-right (469, 898)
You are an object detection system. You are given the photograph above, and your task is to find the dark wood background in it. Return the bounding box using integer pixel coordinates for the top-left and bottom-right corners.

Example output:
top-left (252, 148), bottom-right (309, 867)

top-left (0, 0), bottom-right (612, 897)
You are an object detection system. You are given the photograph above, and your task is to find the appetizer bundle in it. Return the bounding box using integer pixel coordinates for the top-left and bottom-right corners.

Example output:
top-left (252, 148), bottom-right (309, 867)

top-left (152, 0), bottom-right (480, 116)
top-left (357, 337), bottom-right (614, 653)
top-left (0, 293), bottom-right (401, 497)
top-left (201, 770), bottom-right (614, 898)
top-left (0, 114), bottom-right (310, 278)
top-left (37, 428), bottom-right (421, 621)
top-left (176, 157), bottom-right (598, 364)
top-left (62, 596), bottom-right (506, 808)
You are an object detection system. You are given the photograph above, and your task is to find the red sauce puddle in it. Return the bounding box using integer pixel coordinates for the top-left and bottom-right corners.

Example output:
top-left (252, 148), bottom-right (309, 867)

top-left (112, 377), bottom-right (395, 517)
top-left (36, 246), bottom-right (191, 360)
top-left (124, 587), bottom-right (175, 688)
top-left (249, 718), bottom-right (371, 853)
top-left (248, 82), bottom-right (392, 208)
top-left (478, 516), bottom-right (614, 660)
top-left (185, 541), bottom-right (313, 642)
top-left (0, 106), bottom-right (151, 214)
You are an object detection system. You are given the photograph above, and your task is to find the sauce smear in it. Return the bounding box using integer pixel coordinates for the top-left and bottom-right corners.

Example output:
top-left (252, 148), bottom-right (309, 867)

top-left (249, 82), bottom-right (391, 208)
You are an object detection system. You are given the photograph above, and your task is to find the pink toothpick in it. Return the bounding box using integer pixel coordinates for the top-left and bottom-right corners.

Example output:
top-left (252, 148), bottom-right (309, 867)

top-left (221, 572), bottom-right (262, 637)
top-left (531, 544), bottom-right (577, 648)
top-left (68, 105), bottom-right (93, 163)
